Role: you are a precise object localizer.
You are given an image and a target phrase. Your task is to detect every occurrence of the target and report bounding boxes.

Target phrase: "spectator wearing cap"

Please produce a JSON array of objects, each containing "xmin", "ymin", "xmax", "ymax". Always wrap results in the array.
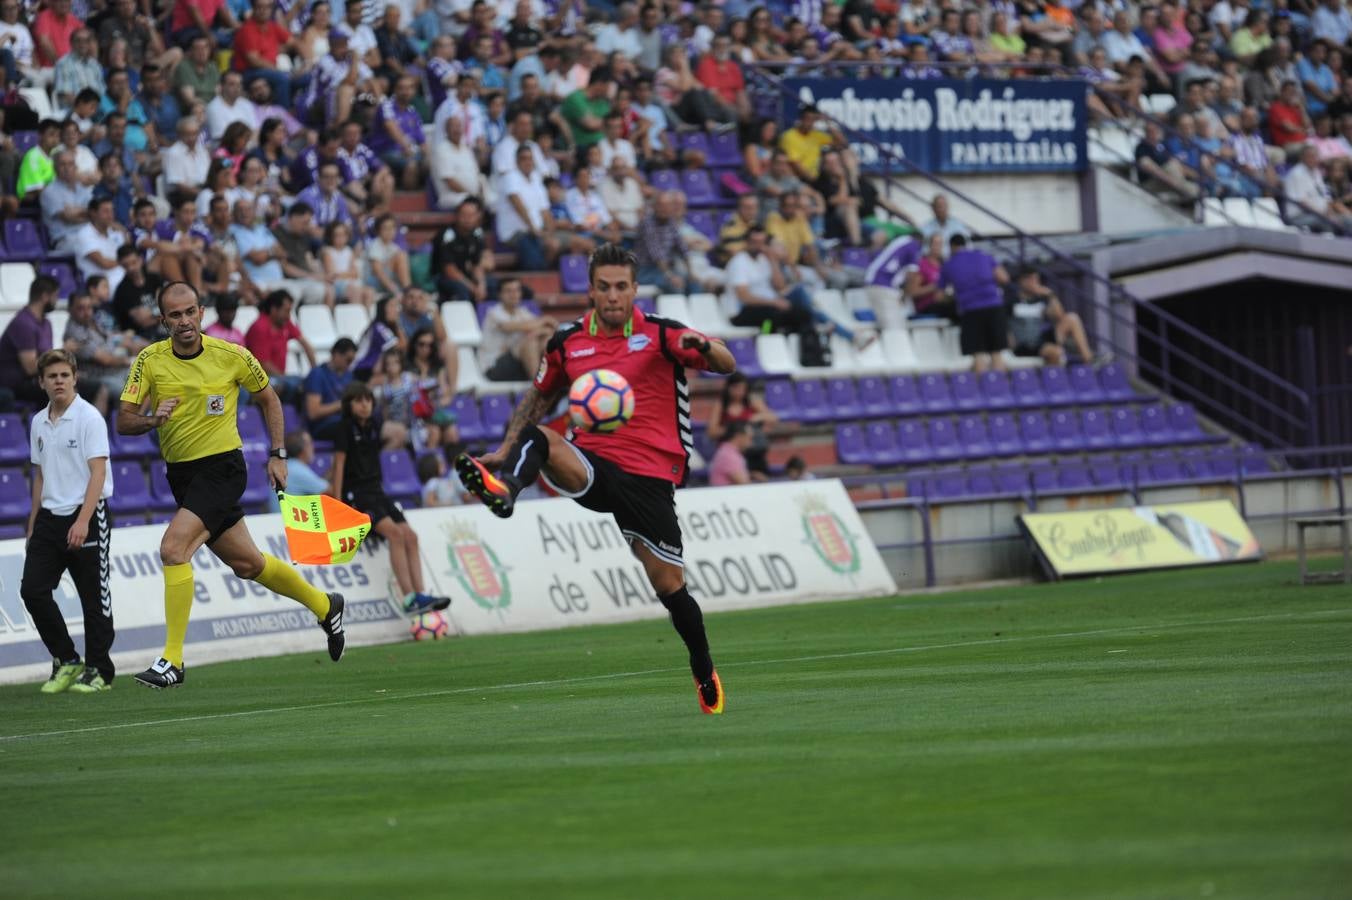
[
  {"xmin": 203, "ymin": 293, "xmax": 245, "ymax": 344},
  {"xmin": 368, "ymin": 74, "xmax": 428, "ymax": 191}
]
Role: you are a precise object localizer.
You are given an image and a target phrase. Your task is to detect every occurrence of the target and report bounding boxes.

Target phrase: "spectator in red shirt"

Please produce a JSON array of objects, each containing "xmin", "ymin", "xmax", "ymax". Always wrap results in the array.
[
  {"xmin": 233, "ymin": 0, "xmax": 296, "ymax": 108},
  {"xmin": 32, "ymin": 0, "xmax": 82, "ymax": 69},
  {"xmin": 244, "ymin": 289, "xmax": 316, "ymax": 401},
  {"xmin": 169, "ymin": 0, "xmax": 238, "ymax": 47},
  {"xmin": 1268, "ymin": 79, "xmax": 1312, "ymax": 149},
  {"xmin": 695, "ymin": 34, "xmax": 750, "ymax": 122}
]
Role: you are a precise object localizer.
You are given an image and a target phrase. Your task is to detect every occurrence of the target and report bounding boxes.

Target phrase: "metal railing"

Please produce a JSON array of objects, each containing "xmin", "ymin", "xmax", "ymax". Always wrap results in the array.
[{"xmin": 744, "ymin": 65, "xmax": 1316, "ymax": 449}]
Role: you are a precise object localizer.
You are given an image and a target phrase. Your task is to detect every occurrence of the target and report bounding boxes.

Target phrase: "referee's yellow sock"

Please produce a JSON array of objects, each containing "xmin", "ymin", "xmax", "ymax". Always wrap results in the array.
[
  {"xmin": 255, "ymin": 554, "xmax": 331, "ymax": 620},
  {"xmin": 162, "ymin": 563, "xmax": 194, "ymax": 668}
]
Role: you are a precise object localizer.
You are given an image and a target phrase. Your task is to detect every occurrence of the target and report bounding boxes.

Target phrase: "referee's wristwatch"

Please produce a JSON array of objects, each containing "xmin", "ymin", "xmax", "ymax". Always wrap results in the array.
[{"xmin": 269, "ymin": 448, "xmax": 288, "ymax": 460}]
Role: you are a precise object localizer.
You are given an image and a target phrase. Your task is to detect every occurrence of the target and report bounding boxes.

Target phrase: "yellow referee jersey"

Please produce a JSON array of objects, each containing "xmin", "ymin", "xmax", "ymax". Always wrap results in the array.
[{"xmin": 120, "ymin": 335, "xmax": 270, "ymax": 463}]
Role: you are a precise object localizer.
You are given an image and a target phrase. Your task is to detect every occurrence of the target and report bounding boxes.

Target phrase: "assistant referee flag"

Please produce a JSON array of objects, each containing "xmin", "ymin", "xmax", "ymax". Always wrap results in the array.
[{"xmin": 279, "ymin": 493, "xmax": 371, "ymax": 565}]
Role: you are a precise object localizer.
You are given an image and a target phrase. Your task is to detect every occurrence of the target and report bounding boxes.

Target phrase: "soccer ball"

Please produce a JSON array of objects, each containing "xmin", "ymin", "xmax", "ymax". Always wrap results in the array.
[
  {"xmin": 569, "ymin": 368, "xmax": 635, "ymax": 433},
  {"xmin": 410, "ymin": 611, "xmax": 450, "ymax": 641}
]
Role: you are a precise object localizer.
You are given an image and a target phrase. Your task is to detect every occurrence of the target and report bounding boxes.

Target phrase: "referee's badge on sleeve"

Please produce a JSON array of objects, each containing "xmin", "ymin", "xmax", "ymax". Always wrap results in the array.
[{"xmin": 207, "ymin": 395, "xmax": 226, "ymax": 415}]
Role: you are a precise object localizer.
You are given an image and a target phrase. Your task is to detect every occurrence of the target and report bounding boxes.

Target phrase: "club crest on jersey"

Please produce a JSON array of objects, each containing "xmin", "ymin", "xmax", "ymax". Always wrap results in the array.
[
  {"xmin": 535, "ymin": 356, "xmax": 548, "ymax": 382},
  {"xmin": 568, "ymin": 347, "xmax": 596, "ymax": 359},
  {"xmin": 206, "ymin": 394, "xmax": 226, "ymax": 415},
  {"xmin": 627, "ymin": 334, "xmax": 651, "ymax": 352}
]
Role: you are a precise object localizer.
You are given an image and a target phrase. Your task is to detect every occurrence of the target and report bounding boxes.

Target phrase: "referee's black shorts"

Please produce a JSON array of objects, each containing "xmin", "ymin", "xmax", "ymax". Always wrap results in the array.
[
  {"xmin": 548, "ymin": 443, "xmax": 684, "ymax": 568},
  {"xmin": 345, "ymin": 489, "xmax": 406, "ymax": 527},
  {"xmin": 166, "ymin": 449, "xmax": 247, "ymax": 543}
]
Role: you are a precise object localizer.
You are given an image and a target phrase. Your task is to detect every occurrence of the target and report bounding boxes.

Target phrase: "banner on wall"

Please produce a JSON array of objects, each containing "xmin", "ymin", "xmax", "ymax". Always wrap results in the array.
[
  {"xmin": 782, "ymin": 77, "xmax": 1088, "ymax": 174},
  {"xmin": 0, "ymin": 480, "xmax": 895, "ymax": 685},
  {"xmin": 1018, "ymin": 500, "xmax": 1262, "ymax": 580}
]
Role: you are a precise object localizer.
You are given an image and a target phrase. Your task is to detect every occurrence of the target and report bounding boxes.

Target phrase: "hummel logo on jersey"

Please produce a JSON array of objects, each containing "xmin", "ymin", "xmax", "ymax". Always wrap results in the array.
[
  {"xmin": 569, "ymin": 347, "xmax": 596, "ymax": 358},
  {"xmin": 67, "ymin": 439, "xmax": 78, "ymax": 448}
]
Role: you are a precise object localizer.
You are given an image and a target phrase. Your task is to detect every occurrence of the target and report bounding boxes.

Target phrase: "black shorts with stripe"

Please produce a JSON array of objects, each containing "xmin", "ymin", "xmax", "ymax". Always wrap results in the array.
[
  {"xmin": 165, "ymin": 449, "xmax": 247, "ymax": 544},
  {"xmin": 564, "ymin": 444, "xmax": 684, "ymax": 567}
]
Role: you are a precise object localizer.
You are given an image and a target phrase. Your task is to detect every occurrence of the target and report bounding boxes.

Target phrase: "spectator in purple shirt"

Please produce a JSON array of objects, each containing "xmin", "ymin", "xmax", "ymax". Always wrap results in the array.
[
  {"xmin": 288, "ymin": 128, "xmax": 346, "ymax": 193},
  {"xmin": 0, "ymin": 275, "xmax": 59, "ymax": 406},
  {"xmin": 295, "ymin": 161, "xmax": 354, "ymax": 238},
  {"xmin": 367, "ymin": 75, "xmax": 427, "ymax": 190},
  {"xmin": 151, "ymin": 192, "xmax": 213, "ymax": 294},
  {"xmin": 337, "ymin": 118, "xmax": 394, "ymax": 212},
  {"xmin": 938, "ymin": 234, "xmax": 1010, "ymax": 373},
  {"xmin": 424, "ymin": 36, "xmax": 461, "ymax": 114}
]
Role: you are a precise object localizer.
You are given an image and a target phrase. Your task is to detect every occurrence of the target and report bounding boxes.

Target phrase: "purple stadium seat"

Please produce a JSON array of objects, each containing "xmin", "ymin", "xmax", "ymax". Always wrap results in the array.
[
  {"xmin": 1030, "ymin": 465, "xmax": 1058, "ymax": 491},
  {"xmin": 1041, "ymin": 366, "xmax": 1075, "ymax": 405},
  {"xmin": 450, "ymin": 394, "xmax": 486, "ymax": 442},
  {"xmin": 237, "ymin": 405, "xmax": 269, "ymax": 453},
  {"xmin": 1010, "ymin": 369, "xmax": 1047, "ymax": 407},
  {"xmin": 978, "ymin": 371, "xmax": 1015, "ymax": 409},
  {"xmin": 0, "ymin": 468, "xmax": 28, "ymax": 521},
  {"xmin": 988, "ymin": 412, "xmax": 1023, "ymax": 456},
  {"xmin": 949, "ymin": 371, "xmax": 983, "ymax": 411},
  {"xmin": 795, "ymin": 380, "xmax": 832, "ymax": 423},
  {"xmin": 1057, "ymin": 464, "xmax": 1093, "ymax": 490},
  {"xmin": 1088, "ymin": 456, "xmax": 1125, "ymax": 489},
  {"xmin": 380, "ymin": 450, "xmax": 421, "ymax": 499},
  {"xmin": 763, "ymin": 379, "xmax": 800, "ymax": 420},
  {"xmin": 677, "ymin": 131, "xmax": 711, "ymax": 159},
  {"xmin": 865, "ymin": 421, "xmax": 904, "ymax": 466},
  {"xmin": 240, "ymin": 458, "xmax": 273, "ymax": 509},
  {"xmin": 1166, "ymin": 402, "xmax": 1214, "ymax": 443},
  {"xmin": 1099, "ymin": 362, "xmax": 1141, "ymax": 402},
  {"xmin": 895, "ymin": 419, "xmax": 930, "ymax": 464},
  {"xmin": 281, "ymin": 403, "xmax": 304, "ymax": 437},
  {"xmin": 835, "ymin": 424, "xmax": 868, "ymax": 465},
  {"xmin": 826, "ymin": 377, "xmax": 862, "ymax": 419},
  {"xmin": 888, "ymin": 375, "xmax": 924, "ymax": 416},
  {"xmin": 312, "ymin": 453, "xmax": 332, "ymax": 479},
  {"xmin": 1049, "ymin": 409, "xmax": 1084, "ymax": 453},
  {"xmin": 1145, "ymin": 451, "xmax": 1186, "ymax": 484},
  {"xmin": 994, "ymin": 465, "xmax": 1029, "ymax": 495},
  {"xmin": 1239, "ymin": 443, "xmax": 1272, "ymax": 474},
  {"xmin": 927, "ymin": 418, "xmax": 962, "ymax": 461},
  {"xmin": 967, "ymin": 468, "xmax": 998, "ymax": 495},
  {"xmin": 10, "ymin": 130, "xmax": 37, "ymax": 155},
  {"xmin": 1110, "ymin": 407, "xmax": 1146, "ymax": 448},
  {"xmin": 109, "ymin": 424, "xmax": 156, "ymax": 458},
  {"xmin": 956, "ymin": 414, "xmax": 993, "ymax": 459},
  {"xmin": 107, "ymin": 462, "xmax": 150, "ymax": 516},
  {"xmin": 1067, "ymin": 364, "xmax": 1106, "ymax": 404},
  {"xmin": 686, "ymin": 211, "xmax": 718, "ymax": 244},
  {"xmin": 38, "ymin": 261, "xmax": 79, "ymax": 297},
  {"xmin": 4, "ymin": 219, "xmax": 44, "ymax": 260},
  {"xmin": 857, "ymin": 376, "xmax": 892, "ymax": 417},
  {"xmin": 1139, "ymin": 404, "xmax": 1172, "ymax": 446},
  {"xmin": 1118, "ymin": 451, "xmax": 1146, "ymax": 485},
  {"xmin": 650, "ymin": 169, "xmax": 681, "ymax": 193},
  {"xmin": 480, "ymin": 395, "xmax": 513, "ymax": 438},
  {"xmin": 1179, "ymin": 447, "xmax": 1211, "ymax": 479},
  {"xmin": 708, "ymin": 131, "xmax": 742, "ymax": 168},
  {"xmin": 559, "ymin": 254, "xmax": 589, "ymax": 294},
  {"xmin": 0, "ymin": 414, "xmax": 26, "ymax": 465},
  {"xmin": 1018, "ymin": 411, "xmax": 1053, "ymax": 454},
  {"xmin": 917, "ymin": 373, "xmax": 954, "ymax": 413},
  {"xmin": 840, "ymin": 247, "xmax": 875, "ymax": 270},
  {"xmin": 923, "ymin": 469, "xmax": 967, "ymax": 500},
  {"xmin": 1207, "ymin": 448, "xmax": 1239, "ymax": 477},
  {"xmin": 727, "ymin": 338, "xmax": 763, "ymax": 378},
  {"xmin": 0, "ymin": 522, "xmax": 25, "ymax": 539},
  {"xmin": 1080, "ymin": 409, "xmax": 1114, "ymax": 450},
  {"xmin": 680, "ymin": 170, "xmax": 720, "ymax": 207},
  {"xmin": 147, "ymin": 461, "xmax": 179, "ymax": 510}
]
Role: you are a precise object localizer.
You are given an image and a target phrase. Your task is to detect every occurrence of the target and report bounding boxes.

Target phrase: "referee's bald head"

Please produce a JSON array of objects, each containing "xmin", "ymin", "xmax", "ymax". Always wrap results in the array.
[{"xmin": 157, "ymin": 280, "xmax": 201, "ymax": 314}]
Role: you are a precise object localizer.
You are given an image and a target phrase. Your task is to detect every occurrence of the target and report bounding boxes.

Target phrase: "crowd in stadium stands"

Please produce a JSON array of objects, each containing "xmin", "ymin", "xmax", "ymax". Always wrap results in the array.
[{"xmin": 0, "ymin": 0, "xmax": 1349, "ymax": 472}]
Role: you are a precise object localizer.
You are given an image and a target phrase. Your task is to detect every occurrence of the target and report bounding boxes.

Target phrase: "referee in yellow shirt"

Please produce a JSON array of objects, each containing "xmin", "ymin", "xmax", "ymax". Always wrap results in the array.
[{"xmin": 117, "ymin": 283, "xmax": 345, "ymax": 689}]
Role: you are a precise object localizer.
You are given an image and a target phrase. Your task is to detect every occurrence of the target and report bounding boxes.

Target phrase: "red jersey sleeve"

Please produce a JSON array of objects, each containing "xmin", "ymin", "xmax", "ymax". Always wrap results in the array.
[
  {"xmin": 663, "ymin": 325, "xmax": 713, "ymax": 370},
  {"xmin": 534, "ymin": 335, "xmax": 568, "ymax": 395}
]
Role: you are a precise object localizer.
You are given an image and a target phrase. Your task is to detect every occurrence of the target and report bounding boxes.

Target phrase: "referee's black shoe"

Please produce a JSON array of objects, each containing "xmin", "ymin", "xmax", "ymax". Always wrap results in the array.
[
  {"xmin": 134, "ymin": 657, "xmax": 185, "ymax": 690},
  {"xmin": 455, "ymin": 454, "xmax": 517, "ymax": 518},
  {"xmin": 319, "ymin": 593, "xmax": 346, "ymax": 662}
]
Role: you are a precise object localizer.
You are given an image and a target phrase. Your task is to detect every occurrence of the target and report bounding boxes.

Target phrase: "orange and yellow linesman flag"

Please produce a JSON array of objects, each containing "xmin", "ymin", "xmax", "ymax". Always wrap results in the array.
[{"xmin": 278, "ymin": 493, "xmax": 371, "ymax": 565}]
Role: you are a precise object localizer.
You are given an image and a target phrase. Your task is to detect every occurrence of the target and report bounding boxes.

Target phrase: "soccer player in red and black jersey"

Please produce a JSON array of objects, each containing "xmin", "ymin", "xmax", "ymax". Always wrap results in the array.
[{"xmin": 455, "ymin": 244, "xmax": 737, "ymax": 714}]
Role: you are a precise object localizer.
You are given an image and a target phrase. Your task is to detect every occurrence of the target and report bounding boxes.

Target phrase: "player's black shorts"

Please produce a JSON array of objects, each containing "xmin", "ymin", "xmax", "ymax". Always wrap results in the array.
[
  {"xmin": 346, "ymin": 489, "xmax": 406, "ymax": 526},
  {"xmin": 547, "ymin": 443, "xmax": 684, "ymax": 567},
  {"xmin": 959, "ymin": 305, "xmax": 1009, "ymax": 356},
  {"xmin": 166, "ymin": 449, "xmax": 247, "ymax": 544}
]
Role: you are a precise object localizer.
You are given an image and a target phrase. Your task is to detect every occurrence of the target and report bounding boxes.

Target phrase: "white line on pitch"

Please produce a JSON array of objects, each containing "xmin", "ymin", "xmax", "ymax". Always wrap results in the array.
[{"xmin": 1, "ymin": 607, "xmax": 1346, "ymax": 744}]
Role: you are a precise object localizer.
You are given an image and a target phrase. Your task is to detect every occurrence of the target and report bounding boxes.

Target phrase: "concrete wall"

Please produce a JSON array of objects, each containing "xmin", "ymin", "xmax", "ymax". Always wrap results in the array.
[
  {"xmin": 875, "ymin": 174, "xmax": 1082, "ymax": 235},
  {"xmin": 861, "ymin": 475, "xmax": 1352, "ymax": 587},
  {"xmin": 1089, "ymin": 167, "xmax": 1196, "ymax": 234}
]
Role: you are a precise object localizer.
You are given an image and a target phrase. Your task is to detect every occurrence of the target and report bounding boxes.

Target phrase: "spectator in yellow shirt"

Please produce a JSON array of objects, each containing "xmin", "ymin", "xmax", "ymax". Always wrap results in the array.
[
  {"xmin": 765, "ymin": 190, "xmax": 849, "ymax": 289},
  {"xmin": 779, "ymin": 105, "xmax": 843, "ymax": 182}
]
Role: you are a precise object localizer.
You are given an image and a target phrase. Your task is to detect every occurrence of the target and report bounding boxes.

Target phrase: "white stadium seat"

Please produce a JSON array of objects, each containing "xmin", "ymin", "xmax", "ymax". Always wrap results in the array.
[
  {"xmin": 755, "ymin": 333, "xmax": 799, "ymax": 377},
  {"xmin": 297, "ymin": 305, "xmax": 337, "ymax": 352},
  {"xmin": 656, "ymin": 293, "xmax": 692, "ymax": 323},
  {"xmin": 333, "ymin": 303, "xmax": 369, "ymax": 342},
  {"xmin": 881, "ymin": 328, "xmax": 922, "ymax": 373},
  {"xmin": 687, "ymin": 292, "xmax": 757, "ymax": 338},
  {"xmin": 19, "ymin": 87, "xmax": 52, "ymax": 120},
  {"xmin": 1201, "ymin": 198, "xmax": 1228, "ymax": 226},
  {"xmin": 0, "ymin": 263, "xmax": 35, "ymax": 309},
  {"xmin": 456, "ymin": 345, "xmax": 485, "ymax": 394},
  {"xmin": 1222, "ymin": 198, "xmax": 1257, "ymax": 227},
  {"xmin": 440, "ymin": 301, "xmax": 482, "ymax": 346},
  {"xmin": 912, "ymin": 325, "xmax": 965, "ymax": 372},
  {"xmin": 1250, "ymin": 197, "xmax": 1289, "ymax": 231},
  {"xmin": 233, "ymin": 306, "xmax": 259, "ymax": 335},
  {"xmin": 47, "ymin": 310, "xmax": 68, "ymax": 342}
]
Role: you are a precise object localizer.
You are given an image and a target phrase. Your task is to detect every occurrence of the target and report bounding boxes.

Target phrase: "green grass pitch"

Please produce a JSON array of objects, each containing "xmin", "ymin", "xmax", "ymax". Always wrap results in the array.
[{"xmin": 2, "ymin": 561, "xmax": 1350, "ymax": 899}]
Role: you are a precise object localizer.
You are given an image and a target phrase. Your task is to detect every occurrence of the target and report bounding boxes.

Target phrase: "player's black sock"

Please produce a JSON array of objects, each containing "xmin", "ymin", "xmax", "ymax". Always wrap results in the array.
[
  {"xmin": 501, "ymin": 424, "xmax": 550, "ymax": 492},
  {"xmin": 659, "ymin": 585, "xmax": 713, "ymax": 682}
]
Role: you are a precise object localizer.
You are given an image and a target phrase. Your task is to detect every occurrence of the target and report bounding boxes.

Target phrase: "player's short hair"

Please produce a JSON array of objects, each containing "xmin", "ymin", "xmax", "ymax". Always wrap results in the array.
[
  {"xmin": 37, "ymin": 348, "xmax": 77, "ymax": 376},
  {"xmin": 340, "ymin": 381, "xmax": 375, "ymax": 418},
  {"xmin": 587, "ymin": 243, "xmax": 637, "ymax": 285}
]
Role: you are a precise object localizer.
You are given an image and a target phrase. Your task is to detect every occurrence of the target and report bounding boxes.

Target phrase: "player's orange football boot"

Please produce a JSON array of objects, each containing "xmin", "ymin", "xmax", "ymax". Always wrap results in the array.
[
  {"xmin": 455, "ymin": 454, "xmax": 516, "ymax": 518},
  {"xmin": 695, "ymin": 670, "xmax": 724, "ymax": 715}
]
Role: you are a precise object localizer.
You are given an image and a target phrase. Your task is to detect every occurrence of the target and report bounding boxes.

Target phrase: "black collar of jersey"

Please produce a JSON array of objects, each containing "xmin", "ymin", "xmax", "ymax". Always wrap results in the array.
[{"xmin": 172, "ymin": 339, "xmax": 205, "ymax": 360}]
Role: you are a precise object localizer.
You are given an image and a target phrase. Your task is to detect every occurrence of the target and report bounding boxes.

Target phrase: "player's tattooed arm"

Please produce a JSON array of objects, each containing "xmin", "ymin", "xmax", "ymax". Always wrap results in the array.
[{"xmin": 482, "ymin": 384, "xmax": 563, "ymax": 468}]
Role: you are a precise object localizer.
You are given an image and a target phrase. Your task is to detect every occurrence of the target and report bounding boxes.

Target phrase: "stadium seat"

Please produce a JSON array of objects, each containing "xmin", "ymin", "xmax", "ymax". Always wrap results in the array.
[
  {"xmin": 917, "ymin": 372, "xmax": 954, "ymax": 413},
  {"xmin": 234, "ymin": 305, "xmax": 260, "ymax": 334},
  {"xmin": 1146, "ymin": 450, "xmax": 1187, "ymax": 484},
  {"xmin": 1041, "ymin": 366, "xmax": 1076, "ymax": 405},
  {"xmin": 835, "ymin": 423, "xmax": 867, "ymax": 465},
  {"xmin": 1088, "ymin": 456, "xmax": 1126, "ymax": 489},
  {"xmin": 479, "ymin": 394, "xmax": 513, "ymax": 439},
  {"xmin": 559, "ymin": 253, "xmax": 589, "ymax": 294},
  {"xmin": 966, "ymin": 468, "xmax": 998, "ymax": 496},
  {"xmin": 988, "ymin": 412, "xmax": 1023, "ymax": 456},
  {"xmin": 1139, "ymin": 404, "xmax": 1172, "ymax": 446},
  {"xmin": 1110, "ymin": 406, "xmax": 1146, "ymax": 448},
  {"xmin": 10, "ymin": 130, "xmax": 37, "ymax": 155},
  {"xmin": 895, "ymin": 419, "xmax": 930, "ymax": 464},
  {"xmin": 1200, "ymin": 197, "xmax": 1229, "ymax": 227},
  {"xmin": 334, "ymin": 303, "xmax": 370, "ymax": 341},
  {"xmin": 1166, "ymin": 402, "xmax": 1214, "ymax": 443},
  {"xmin": 237, "ymin": 405, "xmax": 269, "ymax": 453},
  {"xmin": 956, "ymin": 414, "xmax": 994, "ymax": 459},
  {"xmin": 866, "ymin": 421, "xmax": 905, "ymax": 466},
  {"xmin": 440, "ymin": 301, "xmax": 482, "ymax": 346},
  {"xmin": 948, "ymin": 371, "xmax": 983, "ymax": 410},
  {"xmin": 840, "ymin": 248, "xmax": 875, "ymax": 270},
  {"xmin": 146, "ymin": 461, "xmax": 179, "ymax": 510},
  {"xmin": 0, "ymin": 467, "xmax": 28, "ymax": 521},
  {"xmin": 311, "ymin": 453, "xmax": 332, "ymax": 479},
  {"xmin": 1099, "ymin": 362, "xmax": 1141, "ymax": 402},
  {"xmin": 688, "ymin": 292, "xmax": 756, "ymax": 338},
  {"xmin": 677, "ymin": 130, "xmax": 711, "ymax": 159},
  {"xmin": 656, "ymin": 293, "xmax": 691, "ymax": 323},
  {"xmin": 1068, "ymin": 364, "xmax": 1106, "ymax": 404},
  {"xmin": 725, "ymin": 337, "xmax": 762, "ymax": 377},
  {"xmin": 978, "ymin": 370, "xmax": 1016, "ymax": 409},
  {"xmin": 994, "ymin": 465, "xmax": 1030, "ymax": 495},
  {"xmin": 826, "ymin": 377, "xmax": 861, "ymax": 419},
  {"xmin": 2, "ymin": 221, "xmax": 43, "ymax": 262},
  {"xmin": 1049, "ymin": 409, "xmax": 1084, "ymax": 452},
  {"xmin": 1250, "ymin": 197, "xmax": 1288, "ymax": 231},
  {"xmin": 649, "ymin": 169, "xmax": 680, "ymax": 193},
  {"xmin": 37, "ymin": 261, "xmax": 78, "ymax": 299},
  {"xmin": 0, "ymin": 262, "xmax": 35, "ymax": 307},
  {"xmin": 755, "ymin": 333, "xmax": 799, "ymax": 377},
  {"xmin": 763, "ymin": 379, "xmax": 799, "ymax": 420},
  {"xmin": 920, "ymin": 469, "xmax": 966, "ymax": 500},
  {"xmin": 458, "ymin": 346, "xmax": 494, "ymax": 394},
  {"xmin": 1057, "ymin": 464, "xmax": 1093, "ymax": 491},
  {"xmin": 1080, "ymin": 409, "xmax": 1114, "ymax": 450},
  {"xmin": 47, "ymin": 310, "xmax": 68, "ymax": 341},
  {"xmin": 927, "ymin": 417, "xmax": 962, "ymax": 461},
  {"xmin": 886, "ymin": 374, "xmax": 924, "ymax": 416},
  {"xmin": 1222, "ymin": 198, "xmax": 1257, "ymax": 227},
  {"xmin": 1018, "ymin": 410, "xmax": 1053, "ymax": 454},
  {"xmin": 380, "ymin": 450, "xmax": 421, "ymax": 500},
  {"xmin": 856, "ymin": 376, "xmax": 891, "ymax": 417},
  {"xmin": 881, "ymin": 328, "xmax": 921, "ymax": 372},
  {"xmin": 1145, "ymin": 93, "xmax": 1177, "ymax": 116},
  {"xmin": 1178, "ymin": 447, "xmax": 1211, "ymax": 480},
  {"xmin": 686, "ymin": 211, "xmax": 718, "ymax": 244},
  {"xmin": 449, "ymin": 393, "xmax": 486, "ymax": 442},
  {"xmin": 680, "ymin": 170, "xmax": 721, "ymax": 207},
  {"xmin": 110, "ymin": 423, "xmax": 157, "ymax": 458},
  {"xmin": 795, "ymin": 380, "xmax": 832, "ymax": 424},
  {"xmin": 707, "ymin": 131, "xmax": 741, "ymax": 168},
  {"xmin": 1029, "ymin": 464, "xmax": 1058, "ymax": 491},
  {"xmin": 848, "ymin": 334, "xmax": 889, "ymax": 373},
  {"xmin": 1239, "ymin": 443, "xmax": 1272, "ymax": 474},
  {"xmin": 1010, "ymin": 368, "xmax": 1047, "ymax": 407},
  {"xmin": 911, "ymin": 327, "xmax": 959, "ymax": 371},
  {"xmin": 240, "ymin": 457, "xmax": 273, "ymax": 510},
  {"xmin": 281, "ymin": 403, "xmax": 304, "ymax": 437},
  {"xmin": 0, "ymin": 413, "xmax": 26, "ymax": 465},
  {"xmin": 297, "ymin": 305, "xmax": 337, "ymax": 353}
]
